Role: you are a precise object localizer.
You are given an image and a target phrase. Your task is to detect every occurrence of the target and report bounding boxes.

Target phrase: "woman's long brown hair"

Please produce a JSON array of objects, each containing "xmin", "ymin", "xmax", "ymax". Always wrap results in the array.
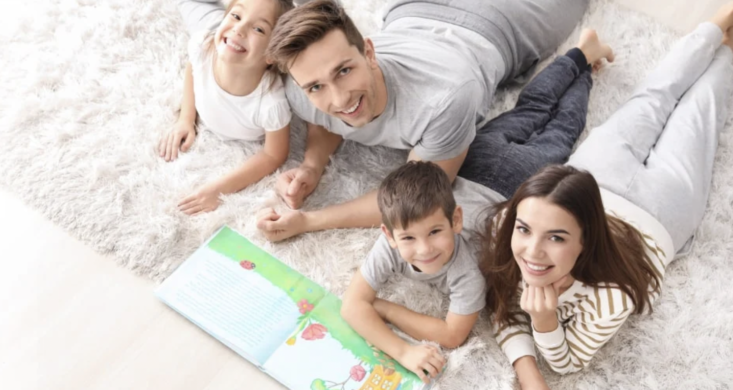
[{"xmin": 481, "ymin": 165, "xmax": 662, "ymax": 327}]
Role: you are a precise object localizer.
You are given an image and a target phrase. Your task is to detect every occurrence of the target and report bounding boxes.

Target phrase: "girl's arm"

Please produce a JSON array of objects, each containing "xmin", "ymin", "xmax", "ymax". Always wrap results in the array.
[
  {"xmin": 159, "ymin": 62, "xmax": 197, "ymax": 161},
  {"xmin": 213, "ymin": 124, "xmax": 290, "ymax": 194},
  {"xmin": 178, "ymin": 124, "xmax": 290, "ymax": 215},
  {"xmin": 178, "ymin": 62, "xmax": 197, "ymax": 126}
]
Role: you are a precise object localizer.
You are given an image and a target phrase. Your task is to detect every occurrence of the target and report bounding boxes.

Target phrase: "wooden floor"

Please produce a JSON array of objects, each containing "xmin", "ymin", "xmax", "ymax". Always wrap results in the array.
[{"xmin": 0, "ymin": 1, "xmax": 727, "ymax": 389}]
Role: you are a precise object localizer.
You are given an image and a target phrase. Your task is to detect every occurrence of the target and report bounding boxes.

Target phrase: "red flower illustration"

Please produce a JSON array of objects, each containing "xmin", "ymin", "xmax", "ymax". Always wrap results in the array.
[
  {"xmin": 297, "ymin": 299, "xmax": 314, "ymax": 314},
  {"xmin": 301, "ymin": 323, "xmax": 327, "ymax": 340},
  {"xmin": 350, "ymin": 365, "xmax": 366, "ymax": 381}
]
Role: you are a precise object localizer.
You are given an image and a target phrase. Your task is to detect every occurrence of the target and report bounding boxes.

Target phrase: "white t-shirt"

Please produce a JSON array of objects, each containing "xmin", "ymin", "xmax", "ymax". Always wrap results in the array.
[{"xmin": 188, "ymin": 30, "xmax": 292, "ymax": 141}]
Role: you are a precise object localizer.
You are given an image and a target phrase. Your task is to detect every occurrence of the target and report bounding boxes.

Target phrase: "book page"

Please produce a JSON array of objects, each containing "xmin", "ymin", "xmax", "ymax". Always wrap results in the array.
[
  {"xmin": 262, "ymin": 294, "xmax": 430, "ymax": 390},
  {"xmin": 156, "ymin": 227, "xmax": 325, "ymax": 365}
]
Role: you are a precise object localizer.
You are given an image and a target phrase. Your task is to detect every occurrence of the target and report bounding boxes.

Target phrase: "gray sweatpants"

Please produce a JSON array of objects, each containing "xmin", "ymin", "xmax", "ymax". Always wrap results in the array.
[
  {"xmin": 568, "ymin": 22, "xmax": 733, "ymax": 253},
  {"xmin": 177, "ymin": 0, "xmax": 224, "ymax": 35},
  {"xmin": 383, "ymin": 0, "xmax": 590, "ymax": 84}
]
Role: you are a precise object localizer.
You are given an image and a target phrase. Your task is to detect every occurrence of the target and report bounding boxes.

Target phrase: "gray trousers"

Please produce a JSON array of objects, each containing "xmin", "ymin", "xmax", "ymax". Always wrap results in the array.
[
  {"xmin": 177, "ymin": 0, "xmax": 224, "ymax": 35},
  {"xmin": 458, "ymin": 54, "xmax": 592, "ymax": 199},
  {"xmin": 383, "ymin": 0, "xmax": 590, "ymax": 84},
  {"xmin": 568, "ymin": 22, "xmax": 733, "ymax": 253}
]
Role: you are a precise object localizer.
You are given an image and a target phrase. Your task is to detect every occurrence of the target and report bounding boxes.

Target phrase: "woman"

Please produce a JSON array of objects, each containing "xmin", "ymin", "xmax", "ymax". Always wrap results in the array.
[{"xmin": 481, "ymin": 4, "xmax": 733, "ymax": 389}]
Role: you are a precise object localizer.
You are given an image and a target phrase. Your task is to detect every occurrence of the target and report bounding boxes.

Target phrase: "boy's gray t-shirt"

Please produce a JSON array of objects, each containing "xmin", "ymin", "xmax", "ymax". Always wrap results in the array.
[
  {"xmin": 284, "ymin": 18, "xmax": 505, "ymax": 162},
  {"xmin": 361, "ymin": 178, "xmax": 506, "ymax": 315}
]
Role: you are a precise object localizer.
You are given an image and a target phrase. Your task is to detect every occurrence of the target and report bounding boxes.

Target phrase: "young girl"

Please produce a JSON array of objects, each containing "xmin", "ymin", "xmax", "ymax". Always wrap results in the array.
[
  {"xmin": 481, "ymin": 5, "xmax": 733, "ymax": 389},
  {"xmin": 159, "ymin": 0, "xmax": 294, "ymax": 215}
]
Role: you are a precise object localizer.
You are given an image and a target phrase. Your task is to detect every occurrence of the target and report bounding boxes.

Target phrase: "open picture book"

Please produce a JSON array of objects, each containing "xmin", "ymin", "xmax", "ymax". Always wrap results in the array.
[{"xmin": 156, "ymin": 226, "xmax": 434, "ymax": 390}]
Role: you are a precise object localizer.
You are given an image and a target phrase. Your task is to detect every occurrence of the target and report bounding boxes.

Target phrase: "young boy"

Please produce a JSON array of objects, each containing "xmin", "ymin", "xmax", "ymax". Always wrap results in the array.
[{"xmin": 341, "ymin": 161, "xmax": 505, "ymax": 383}]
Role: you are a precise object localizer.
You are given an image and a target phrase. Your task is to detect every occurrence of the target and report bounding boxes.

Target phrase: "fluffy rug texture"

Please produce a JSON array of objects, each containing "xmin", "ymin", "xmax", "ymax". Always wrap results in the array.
[{"xmin": 1, "ymin": 0, "xmax": 732, "ymax": 388}]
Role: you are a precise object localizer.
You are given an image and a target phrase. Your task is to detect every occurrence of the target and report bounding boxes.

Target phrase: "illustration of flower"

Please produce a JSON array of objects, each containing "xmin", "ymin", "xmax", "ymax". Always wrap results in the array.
[
  {"xmin": 311, "ymin": 363, "xmax": 368, "ymax": 390},
  {"xmin": 302, "ymin": 323, "xmax": 328, "ymax": 340},
  {"xmin": 286, "ymin": 336, "xmax": 296, "ymax": 346},
  {"xmin": 349, "ymin": 365, "xmax": 366, "ymax": 381},
  {"xmin": 297, "ymin": 299, "xmax": 314, "ymax": 314}
]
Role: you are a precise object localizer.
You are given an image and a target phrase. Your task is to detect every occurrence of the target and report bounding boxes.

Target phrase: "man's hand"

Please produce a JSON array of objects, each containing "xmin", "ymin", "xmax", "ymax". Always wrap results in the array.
[
  {"xmin": 275, "ymin": 165, "xmax": 322, "ymax": 209},
  {"xmin": 159, "ymin": 120, "xmax": 196, "ymax": 162},
  {"xmin": 397, "ymin": 344, "xmax": 446, "ymax": 384},
  {"xmin": 520, "ymin": 276, "xmax": 568, "ymax": 333},
  {"xmin": 178, "ymin": 182, "xmax": 221, "ymax": 215},
  {"xmin": 256, "ymin": 207, "xmax": 309, "ymax": 242}
]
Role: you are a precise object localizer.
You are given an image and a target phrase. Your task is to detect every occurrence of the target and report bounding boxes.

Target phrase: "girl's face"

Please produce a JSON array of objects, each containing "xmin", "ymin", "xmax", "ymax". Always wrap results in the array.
[
  {"xmin": 214, "ymin": 0, "xmax": 280, "ymax": 67},
  {"xmin": 511, "ymin": 197, "xmax": 584, "ymax": 288}
]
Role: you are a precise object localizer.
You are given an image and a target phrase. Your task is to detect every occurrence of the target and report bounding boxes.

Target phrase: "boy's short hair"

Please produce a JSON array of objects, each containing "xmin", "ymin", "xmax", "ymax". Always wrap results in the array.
[
  {"xmin": 378, "ymin": 161, "xmax": 456, "ymax": 232},
  {"xmin": 266, "ymin": 0, "xmax": 365, "ymax": 73}
]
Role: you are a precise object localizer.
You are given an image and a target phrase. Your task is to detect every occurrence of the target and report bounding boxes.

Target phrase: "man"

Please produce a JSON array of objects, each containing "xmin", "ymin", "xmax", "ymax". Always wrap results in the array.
[{"xmin": 257, "ymin": 0, "xmax": 589, "ymax": 241}]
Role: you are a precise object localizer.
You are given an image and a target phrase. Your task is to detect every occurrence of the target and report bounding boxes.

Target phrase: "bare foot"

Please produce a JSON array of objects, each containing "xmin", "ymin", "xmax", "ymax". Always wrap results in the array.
[
  {"xmin": 711, "ymin": 2, "xmax": 733, "ymax": 32},
  {"xmin": 577, "ymin": 29, "xmax": 615, "ymax": 72}
]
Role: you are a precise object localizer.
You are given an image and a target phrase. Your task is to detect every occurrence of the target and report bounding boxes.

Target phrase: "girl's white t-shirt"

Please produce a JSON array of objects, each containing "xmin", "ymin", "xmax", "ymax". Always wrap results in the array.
[{"xmin": 188, "ymin": 30, "xmax": 292, "ymax": 141}]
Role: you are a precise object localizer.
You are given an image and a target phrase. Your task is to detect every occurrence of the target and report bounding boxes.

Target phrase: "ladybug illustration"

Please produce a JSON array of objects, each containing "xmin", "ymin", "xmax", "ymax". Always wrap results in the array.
[{"xmin": 240, "ymin": 260, "xmax": 256, "ymax": 270}]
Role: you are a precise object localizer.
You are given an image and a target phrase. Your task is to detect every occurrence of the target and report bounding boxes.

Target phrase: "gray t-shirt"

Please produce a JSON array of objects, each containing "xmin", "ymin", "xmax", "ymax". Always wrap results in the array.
[
  {"xmin": 285, "ymin": 18, "xmax": 505, "ymax": 161},
  {"xmin": 361, "ymin": 178, "xmax": 506, "ymax": 315}
]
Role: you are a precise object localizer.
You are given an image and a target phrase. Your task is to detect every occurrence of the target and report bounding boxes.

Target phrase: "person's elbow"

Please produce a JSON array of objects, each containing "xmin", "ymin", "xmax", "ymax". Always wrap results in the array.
[
  {"xmin": 340, "ymin": 298, "xmax": 360, "ymax": 326},
  {"xmin": 438, "ymin": 329, "xmax": 469, "ymax": 349},
  {"xmin": 270, "ymin": 145, "xmax": 289, "ymax": 168}
]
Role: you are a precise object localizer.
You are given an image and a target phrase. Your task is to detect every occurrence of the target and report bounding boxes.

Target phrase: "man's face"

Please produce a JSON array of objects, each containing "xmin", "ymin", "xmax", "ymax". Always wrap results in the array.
[{"xmin": 288, "ymin": 29, "xmax": 382, "ymax": 128}]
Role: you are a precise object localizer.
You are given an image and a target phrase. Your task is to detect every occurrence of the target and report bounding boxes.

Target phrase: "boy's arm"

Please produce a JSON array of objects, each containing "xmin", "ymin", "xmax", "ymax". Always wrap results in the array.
[
  {"xmin": 341, "ymin": 271, "xmax": 445, "ymax": 383},
  {"xmin": 373, "ymin": 299, "xmax": 479, "ymax": 349}
]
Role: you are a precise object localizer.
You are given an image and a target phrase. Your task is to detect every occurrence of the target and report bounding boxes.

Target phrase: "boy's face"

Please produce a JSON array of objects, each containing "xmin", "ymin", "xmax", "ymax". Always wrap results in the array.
[{"xmin": 382, "ymin": 206, "xmax": 463, "ymax": 274}]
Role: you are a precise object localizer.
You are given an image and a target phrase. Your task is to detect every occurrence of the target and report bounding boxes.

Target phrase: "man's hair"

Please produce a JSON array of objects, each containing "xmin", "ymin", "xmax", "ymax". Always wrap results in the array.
[
  {"xmin": 266, "ymin": 0, "xmax": 365, "ymax": 72},
  {"xmin": 378, "ymin": 161, "xmax": 456, "ymax": 232}
]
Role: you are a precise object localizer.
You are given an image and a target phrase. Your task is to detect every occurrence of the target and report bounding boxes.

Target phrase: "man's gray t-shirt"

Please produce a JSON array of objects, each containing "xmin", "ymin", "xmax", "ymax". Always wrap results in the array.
[
  {"xmin": 285, "ymin": 18, "xmax": 505, "ymax": 161},
  {"xmin": 360, "ymin": 178, "xmax": 506, "ymax": 315}
]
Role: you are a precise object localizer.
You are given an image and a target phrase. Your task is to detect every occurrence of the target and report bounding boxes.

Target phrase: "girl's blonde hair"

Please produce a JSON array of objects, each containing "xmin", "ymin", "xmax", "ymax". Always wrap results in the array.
[{"xmin": 200, "ymin": 0, "xmax": 295, "ymax": 90}]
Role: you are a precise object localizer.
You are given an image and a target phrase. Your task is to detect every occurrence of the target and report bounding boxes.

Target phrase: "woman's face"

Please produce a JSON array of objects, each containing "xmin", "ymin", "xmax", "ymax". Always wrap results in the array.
[{"xmin": 511, "ymin": 197, "xmax": 584, "ymax": 288}]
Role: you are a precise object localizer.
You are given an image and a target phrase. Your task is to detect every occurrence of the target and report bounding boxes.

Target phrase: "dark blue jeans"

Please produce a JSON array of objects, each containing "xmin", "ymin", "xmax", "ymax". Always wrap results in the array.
[{"xmin": 458, "ymin": 53, "xmax": 592, "ymax": 198}]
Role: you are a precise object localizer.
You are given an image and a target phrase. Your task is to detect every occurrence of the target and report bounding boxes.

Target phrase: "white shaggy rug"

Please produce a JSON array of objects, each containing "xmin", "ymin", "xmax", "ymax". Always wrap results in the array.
[{"xmin": 1, "ymin": 0, "xmax": 732, "ymax": 388}]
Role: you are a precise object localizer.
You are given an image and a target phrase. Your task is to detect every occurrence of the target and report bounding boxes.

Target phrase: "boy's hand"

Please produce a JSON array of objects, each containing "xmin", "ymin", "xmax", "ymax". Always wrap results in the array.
[
  {"xmin": 159, "ymin": 120, "xmax": 196, "ymax": 162},
  {"xmin": 275, "ymin": 165, "xmax": 321, "ymax": 209},
  {"xmin": 256, "ymin": 207, "xmax": 308, "ymax": 242},
  {"xmin": 397, "ymin": 344, "xmax": 446, "ymax": 384},
  {"xmin": 178, "ymin": 182, "xmax": 221, "ymax": 215}
]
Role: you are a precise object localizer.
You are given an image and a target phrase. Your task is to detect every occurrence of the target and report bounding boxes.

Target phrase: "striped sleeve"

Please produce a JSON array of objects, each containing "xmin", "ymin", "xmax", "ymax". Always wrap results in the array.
[
  {"xmin": 493, "ymin": 312, "xmax": 536, "ymax": 364},
  {"xmin": 533, "ymin": 286, "xmax": 634, "ymax": 374}
]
